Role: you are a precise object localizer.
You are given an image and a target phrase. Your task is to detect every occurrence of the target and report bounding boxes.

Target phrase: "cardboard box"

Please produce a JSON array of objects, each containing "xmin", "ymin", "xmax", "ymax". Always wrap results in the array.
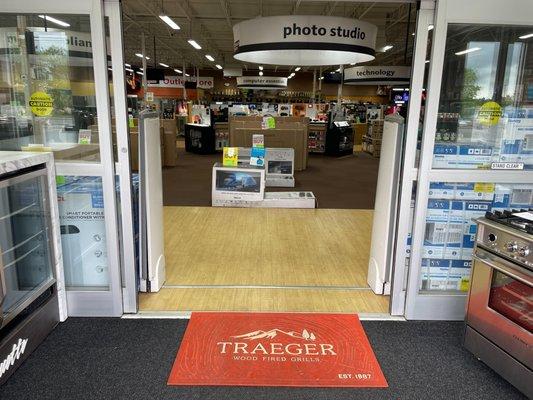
[
  {"xmin": 229, "ymin": 116, "xmax": 308, "ymax": 171},
  {"xmin": 213, "ymin": 191, "xmax": 316, "ymax": 208}
]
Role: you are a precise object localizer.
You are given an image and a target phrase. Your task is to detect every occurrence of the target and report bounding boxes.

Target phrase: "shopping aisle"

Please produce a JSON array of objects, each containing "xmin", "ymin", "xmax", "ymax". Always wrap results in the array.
[
  {"xmin": 0, "ymin": 318, "xmax": 523, "ymax": 400},
  {"xmin": 161, "ymin": 207, "xmax": 373, "ymax": 287}
]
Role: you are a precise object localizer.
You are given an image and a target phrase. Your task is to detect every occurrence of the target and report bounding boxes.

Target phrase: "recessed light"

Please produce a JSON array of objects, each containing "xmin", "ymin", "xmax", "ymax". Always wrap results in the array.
[
  {"xmin": 382, "ymin": 45, "xmax": 393, "ymax": 52},
  {"xmin": 428, "ymin": 25, "xmax": 434, "ymax": 31},
  {"xmin": 159, "ymin": 15, "xmax": 180, "ymax": 30},
  {"xmin": 159, "ymin": 63, "xmax": 170, "ymax": 68},
  {"xmin": 519, "ymin": 33, "xmax": 533, "ymax": 39},
  {"xmin": 215, "ymin": 64, "xmax": 223, "ymax": 70},
  {"xmin": 425, "ymin": 60, "xmax": 430, "ymax": 63},
  {"xmin": 294, "ymin": 67, "xmax": 301, "ymax": 72},
  {"xmin": 188, "ymin": 39, "xmax": 202, "ymax": 50},
  {"xmin": 135, "ymin": 53, "xmax": 150, "ymax": 60},
  {"xmin": 205, "ymin": 55, "xmax": 214, "ymax": 62},
  {"xmin": 455, "ymin": 47, "xmax": 481, "ymax": 55},
  {"xmin": 259, "ymin": 66, "xmax": 264, "ymax": 71},
  {"xmin": 38, "ymin": 15, "xmax": 70, "ymax": 27},
  {"xmin": 259, "ymin": 71, "xmax": 263, "ymax": 76}
]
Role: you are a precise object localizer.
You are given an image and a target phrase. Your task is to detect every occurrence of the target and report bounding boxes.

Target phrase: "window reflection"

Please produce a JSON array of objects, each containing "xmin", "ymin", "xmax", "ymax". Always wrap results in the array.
[
  {"xmin": 434, "ymin": 25, "xmax": 533, "ymax": 169},
  {"xmin": 0, "ymin": 14, "xmax": 107, "ymax": 162}
]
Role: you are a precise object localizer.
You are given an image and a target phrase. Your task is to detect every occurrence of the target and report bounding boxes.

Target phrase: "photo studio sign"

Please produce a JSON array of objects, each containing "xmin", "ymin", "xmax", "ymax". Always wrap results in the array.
[{"xmin": 233, "ymin": 15, "xmax": 377, "ymax": 66}]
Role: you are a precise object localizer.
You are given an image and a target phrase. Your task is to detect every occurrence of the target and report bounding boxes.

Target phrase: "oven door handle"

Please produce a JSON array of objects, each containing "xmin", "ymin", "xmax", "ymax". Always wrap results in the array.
[{"xmin": 473, "ymin": 248, "xmax": 532, "ymax": 287}]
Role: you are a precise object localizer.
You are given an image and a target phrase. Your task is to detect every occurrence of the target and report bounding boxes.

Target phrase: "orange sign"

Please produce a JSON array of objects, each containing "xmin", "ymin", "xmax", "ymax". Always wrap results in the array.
[{"xmin": 168, "ymin": 312, "xmax": 388, "ymax": 387}]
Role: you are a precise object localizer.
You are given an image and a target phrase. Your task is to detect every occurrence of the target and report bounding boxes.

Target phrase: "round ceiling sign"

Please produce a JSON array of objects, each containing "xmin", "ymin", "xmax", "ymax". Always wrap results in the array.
[{"xmin": 233, "ymin": 15, "xmax": 377, "ymax": 66}]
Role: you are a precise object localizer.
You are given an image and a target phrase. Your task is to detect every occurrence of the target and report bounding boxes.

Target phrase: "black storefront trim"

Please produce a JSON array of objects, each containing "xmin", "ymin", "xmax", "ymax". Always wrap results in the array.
[{"xmin": 235, "ymin": 42, "xmax": 375, "ymax": 57}]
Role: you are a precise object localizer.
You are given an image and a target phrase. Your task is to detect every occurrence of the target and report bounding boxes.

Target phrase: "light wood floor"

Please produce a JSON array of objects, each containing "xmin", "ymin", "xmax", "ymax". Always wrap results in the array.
[
  {"xmin": 163, "ymin": 206, "xmax": 373, "ymax": 287},
  {"xmin": 138, "ymin": 206, "xmax": 389, "ymax": 313},
  {"xmin": 139, "ymin": 287, "xmax": 389, "ymax": 313}
]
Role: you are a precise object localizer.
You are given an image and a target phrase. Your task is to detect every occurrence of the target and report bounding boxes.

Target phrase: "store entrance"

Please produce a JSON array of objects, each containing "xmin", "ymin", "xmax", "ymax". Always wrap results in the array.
[{"xmin": 122, "ymin": 0, "xmax": 420, "ymax": 315}]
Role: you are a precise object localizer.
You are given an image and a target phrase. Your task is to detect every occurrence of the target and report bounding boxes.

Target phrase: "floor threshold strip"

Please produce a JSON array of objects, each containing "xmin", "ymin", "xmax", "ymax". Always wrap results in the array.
[
  {"xmin": 161, "ymin": 284, "xmax": 375, "ymax": 291},
  {"xmin": 124, "ymin": 311, "xmax": 405, "ymax": 321}
]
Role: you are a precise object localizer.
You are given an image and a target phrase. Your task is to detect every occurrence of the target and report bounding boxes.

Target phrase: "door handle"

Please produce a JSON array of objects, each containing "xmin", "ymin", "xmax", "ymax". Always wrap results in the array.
[{"xmin": 473, "ymin": 251, "xmax": 532, "ymax": 287}]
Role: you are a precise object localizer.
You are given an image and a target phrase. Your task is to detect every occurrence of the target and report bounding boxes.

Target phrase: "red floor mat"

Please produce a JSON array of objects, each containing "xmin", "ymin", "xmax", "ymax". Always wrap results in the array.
[{"xmin": 168, "ymin": 312, "xmax": 388, "ymax": 387}]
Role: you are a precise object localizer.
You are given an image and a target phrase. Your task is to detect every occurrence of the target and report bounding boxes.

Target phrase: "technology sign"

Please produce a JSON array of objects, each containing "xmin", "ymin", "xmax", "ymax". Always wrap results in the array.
[{"xmin": 344, "ymin": 66, "xmax": 411, "ymax": 85}]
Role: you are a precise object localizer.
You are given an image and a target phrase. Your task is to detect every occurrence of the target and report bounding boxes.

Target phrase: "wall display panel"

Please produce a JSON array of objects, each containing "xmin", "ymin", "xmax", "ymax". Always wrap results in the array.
[{"xmin": 420, "ymin": 182, "xmax": 533, "ymax": 293}]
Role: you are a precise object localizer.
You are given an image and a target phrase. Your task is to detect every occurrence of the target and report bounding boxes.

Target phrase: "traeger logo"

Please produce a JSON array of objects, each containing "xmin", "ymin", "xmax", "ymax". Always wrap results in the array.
[
  {"xmin": 0, "ymin": 338, "xmax": 28, "ymax": 379},
  {"xmin": 217, "ymin": 328, "xmax": 336, "ymax": 363}
]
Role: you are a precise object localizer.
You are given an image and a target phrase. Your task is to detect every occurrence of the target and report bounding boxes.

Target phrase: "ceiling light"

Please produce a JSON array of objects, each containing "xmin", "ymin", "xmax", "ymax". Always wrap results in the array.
[
  {"xmin": 411, "ymin": 32, "xmax": 415, "ymax": 36},
  {"xmin": 174, "ymin": 68, "xmax": 182, "ymax": 74},
  {"xmin": 319, "ymin": 77, "xmax": 324, "ymax": 80},
  {"xmin": 159, "ymin": 15, "xmax": 180, "ymax": 30},
  {"xmin": 135, "ymin": 53, "xmax": 150, "ymax": 60},
  {"xmin": 159, "ymin": 63, "xmax": 169, "ymax": 68},
  {"xmin": 350, "ymin": 63, "xmax": 356, "ymax": 65},
  {"xmin": 519, "ymin": 33, "xmax": 533, "ymax": 39},
  {"xmin": 136, "ymin": 71, "xmax": 144, "ymax": 75},
  {"xmin": 294, "ymin": 67, "xmax": 301, "ymax": 72},
  {"xmin": 382, "ymin": 45, "xmax": 393, "ymax": 52},
  {"xmin": 259, "ymin": 71, "xmax": 263, "ymax": 76},
  {"xmin": 125, "ymin": 63, "xmax": 131, "ymax": 67},
  {"xmin": 215, "ymin": 64, "xmax": 223, "ymax": 70},
  {"xmin": 108, "ymin": 67, "xmax": 112, "ymax": 71},
  {"xmin": 205, "ymin": 54, "xmax": 215, "ymax": 62},
  {"xmin": 125, "ymin": 68, "xmax": 134, "ymax": 72},
  {"xmin": 259, "ymin": 66, "xmax": 263, "ymax": 71},
  {"xmin": 455, "ymin": 47, "xmax": 481, "ymax": 55},
  {"xmin": 335, "ymin": 68, "xmax": 341, "ymax": 72},
  {"xmin": 38, "ymin": 15, "xmax": 70, "ymax": 27},
  {"xmin": 185, "ymin": 73, "xmax": 190, "ymax": 77},
  {"xmin": 425, "ymin": 60, "xmax": 430, "ymax": 63},
  {"xmin": 188, "ymin": 39, "xmax": 202, "ymax": 50},
  {"xmin": 428, "ymin": 25, "xmax": 434, "ymax": 31}
]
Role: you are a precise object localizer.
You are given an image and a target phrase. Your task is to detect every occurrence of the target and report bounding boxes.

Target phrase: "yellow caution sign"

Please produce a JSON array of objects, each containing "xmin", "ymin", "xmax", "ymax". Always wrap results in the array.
[
  {"xmin": 477, "ymin": 101, "xmax": 502, "ymax": 126},
  {"xmin": 29, "ymin": 91, "xmax": 53, "ymax": 116}
]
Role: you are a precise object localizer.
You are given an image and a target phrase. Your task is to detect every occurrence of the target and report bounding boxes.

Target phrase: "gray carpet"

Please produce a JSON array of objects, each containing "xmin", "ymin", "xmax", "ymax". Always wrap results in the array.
[
  {"xmin": 0, "ymin": 319, "xmax": 525, "ymax": 399},
  {"xmin": 162, "ymin": 148, "xmax": 380, "ymax": 209}
]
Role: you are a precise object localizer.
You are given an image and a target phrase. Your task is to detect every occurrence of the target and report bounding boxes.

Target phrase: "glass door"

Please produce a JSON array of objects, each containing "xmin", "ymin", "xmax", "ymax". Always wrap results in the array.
[
  {"xmin": 404, "ymin": 0, "xmax": 533, "ymax": 320},
  {"xmin": 0, "ymin": 0, "xmax": 129, "ymax": 316}
]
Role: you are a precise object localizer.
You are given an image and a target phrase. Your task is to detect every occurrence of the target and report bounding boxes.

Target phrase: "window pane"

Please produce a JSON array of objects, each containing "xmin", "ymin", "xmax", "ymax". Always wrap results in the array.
[
  {"xmin": 0, "ymin": 14, "xmax": 102, "ymax": 162},
  {"xmin": 420, "ymin": 182, "xmax": 533, "ymax": 293},
  {"xmin": 57, "ymin": 176, "xmax": 109, "ymax": 290},
  {"xmin": 433, "ymin": 24, "xmax": 533, "ymax": 169}
]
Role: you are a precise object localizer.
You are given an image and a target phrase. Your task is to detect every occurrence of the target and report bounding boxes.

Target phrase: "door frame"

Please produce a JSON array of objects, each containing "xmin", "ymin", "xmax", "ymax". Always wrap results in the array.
[
  {"xmin": 403, "ymin": 0, "xmax": 533, "ymax": 320},
  {"xmin": 1, "ymin": 0, "xmax": 128, "ymax": 316}
]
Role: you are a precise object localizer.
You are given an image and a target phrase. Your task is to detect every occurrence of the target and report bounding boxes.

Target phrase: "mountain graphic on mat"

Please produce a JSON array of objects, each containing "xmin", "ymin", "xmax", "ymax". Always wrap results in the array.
[{"xmin": 231, "ymin": 328, "xmax": 316, "ymax": 341}]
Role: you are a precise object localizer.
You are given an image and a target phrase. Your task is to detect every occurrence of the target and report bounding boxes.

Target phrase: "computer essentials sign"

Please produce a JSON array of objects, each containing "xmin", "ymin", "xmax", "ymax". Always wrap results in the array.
[
  {"xmin": 233, "ymin": 15, "xmax": 377, "ymax": 66},
  {"xmin": 168, "ymin": 312, "xmax": 387, "ymax": 387}
]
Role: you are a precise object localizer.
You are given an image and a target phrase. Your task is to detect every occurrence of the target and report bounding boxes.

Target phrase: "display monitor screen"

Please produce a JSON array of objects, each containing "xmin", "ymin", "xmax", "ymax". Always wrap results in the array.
[
  {"xmin": 267, "ymin": 161, "xmax": 292, "ymax": 174},
  {"xmin": 216, "ymin": 170, "xmax": 262, "ymax": 192}
]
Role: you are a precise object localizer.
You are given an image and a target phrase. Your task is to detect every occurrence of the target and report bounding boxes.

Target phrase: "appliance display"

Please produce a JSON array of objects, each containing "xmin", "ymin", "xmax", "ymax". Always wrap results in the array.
[
  {"xmin": 464, "ymin": 210, "xmax": 532, "ymax": 398},
  {"xmin": 0, "ymin": 163, "xmax": 59, "ymax": 385},
  {"xmin": 212, "ymin": 163, "xmax": 265, "ymax": 204}
]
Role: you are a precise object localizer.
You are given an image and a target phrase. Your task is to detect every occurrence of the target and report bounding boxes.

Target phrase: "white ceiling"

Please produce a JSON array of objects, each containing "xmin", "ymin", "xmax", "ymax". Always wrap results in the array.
[{"xmin": 122, "ymin": 0, "xmax": 419, "ymax": 73}]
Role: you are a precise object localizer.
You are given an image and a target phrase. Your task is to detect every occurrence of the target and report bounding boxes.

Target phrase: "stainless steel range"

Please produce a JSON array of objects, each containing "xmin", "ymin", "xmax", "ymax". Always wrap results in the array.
[{"xmin": 465, "ymin": 210, "xmax": 532, "ymax": 398}]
